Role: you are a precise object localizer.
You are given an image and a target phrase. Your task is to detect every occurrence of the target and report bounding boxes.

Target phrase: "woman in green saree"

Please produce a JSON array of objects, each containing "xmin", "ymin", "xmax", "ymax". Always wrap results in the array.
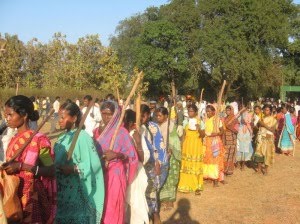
[{"xmin": 54, "ymin": 101, "xmax": 104, "ymax": 223}]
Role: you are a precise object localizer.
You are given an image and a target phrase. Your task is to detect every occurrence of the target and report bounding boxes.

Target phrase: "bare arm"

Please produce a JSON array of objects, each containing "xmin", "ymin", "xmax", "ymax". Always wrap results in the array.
[{"xmin": 133, "ymin": 130, "xmax": 144, "ymax": 163}]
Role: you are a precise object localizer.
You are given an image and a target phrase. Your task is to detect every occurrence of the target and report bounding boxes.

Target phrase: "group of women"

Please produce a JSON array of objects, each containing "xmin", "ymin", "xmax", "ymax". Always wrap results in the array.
[
  {"xmin": 222, "ymin": 103, "xmax": 298, "ymax": 176},
  {"xmin": 0, "ymin": 95, "xmax": 139, "ymax": 224},
  {"xmin": 0, "ymin": 94, "xmax": 299, "ymax": 224}
]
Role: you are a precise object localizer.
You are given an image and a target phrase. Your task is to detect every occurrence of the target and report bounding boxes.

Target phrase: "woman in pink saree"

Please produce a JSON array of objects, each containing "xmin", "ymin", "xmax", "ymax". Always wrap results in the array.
[
  {"xmin": 94, "ymin": 101, "xmax": 138, "ymax": 224},
  {"xmin": 3, "ymin": 95, "xmax": 56, "ymax": 224}
]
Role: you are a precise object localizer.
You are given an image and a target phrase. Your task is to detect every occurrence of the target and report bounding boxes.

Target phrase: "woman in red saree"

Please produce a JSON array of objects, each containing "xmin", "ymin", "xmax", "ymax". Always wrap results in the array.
[
  {"xmin": 223, "ymin": 105, "xmax": 238, "ymax": 175},
  {"xmin": 3, "ymin": 95, "xmax": 56, "ymax": 224},
  {"xmin": 93, "ymin": 100, "xmax": 138, "ymax": 224}
]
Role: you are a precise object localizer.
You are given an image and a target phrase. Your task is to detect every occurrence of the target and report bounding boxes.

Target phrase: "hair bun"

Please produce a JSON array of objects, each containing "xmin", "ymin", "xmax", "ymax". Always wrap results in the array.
[{"xmin": 29, "ymin": 110, "xmax": 39, "ymax": 121}]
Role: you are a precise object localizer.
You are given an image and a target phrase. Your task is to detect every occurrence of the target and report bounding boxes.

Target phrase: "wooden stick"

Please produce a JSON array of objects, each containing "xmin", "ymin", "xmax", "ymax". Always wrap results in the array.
[
  {"xmin": 15, "ymin": 76, "xmax": 20, "ymax": 96},
  {"xmin": 109, "ymin": 71, "xmax": 144, "ymax": 150},
  {"xmin": 116, "ymin": 85, "xmax": 120, "ymax": 105},
  {"xmin": 67, "ymin": 99, "xmax": 95, "ymax": 160},
  {"xmin": 4, "ymin": 109, "xmax": 55, "ymax": 165},
  {"xmin": 135, "ymin": 92, "xmax": 142, "ymax": 132},
  {"xmin": 199, "ymin": 88, "xmax": 204, "ymax": 103},
  {"xmin": 214, "ymin": 80, "xmax": 226, "ymax": 133}
]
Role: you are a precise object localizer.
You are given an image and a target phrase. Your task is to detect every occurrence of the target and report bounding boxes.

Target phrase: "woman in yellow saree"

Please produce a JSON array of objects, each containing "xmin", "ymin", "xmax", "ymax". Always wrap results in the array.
[
  {"xmin": 254, "ymin": 105, "xmax": 277, "ymax": 175},
  {"xmin": 178, "ymin": 104, "xmax": 205, "ymax": 195}
]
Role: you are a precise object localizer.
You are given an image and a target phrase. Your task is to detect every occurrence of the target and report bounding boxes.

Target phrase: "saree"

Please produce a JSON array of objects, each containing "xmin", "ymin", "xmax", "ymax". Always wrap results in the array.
[
  {"xmin": 223, "ymin": 114, "xmax": 238, "ymax": 175},
  {"xmin": 275, "ymin": 112, "xmax": 285, "ymax": 152},
  {"xmin": 126, "ymin": 130, "xmax": 150, "ymax": 224},
  {"xmin": 6, "ymin": 130, "xmax": 56, "ymax": 224},
  {"xmin": 254, "ymin": 116, "xmax": 277, "ymax": 166},
  {"xmin": 253, "ymin": 112, "xmax": 263, "ymax": 143},
  {"xmin": 141, "ymin": 121, "xmax": 168, "ymax": 215},
  {"xmin": 203, "ymin": 116, "xmax": 225, "ymax": 181},
  {"xmin": 178, "ymin": 118, "xmax": 203, "ymax": 192},
  {"xmin": 160, "ymin": 121, "xmax": 181, "ymax": 201},
  {"xmin": 278, "ymin": 113, "xmax": 295, "ymax": 153},
  {"xmin": 296, "ymin": 114, "xmax": 300, "ymax": 140},
  {"xmin": 94, "ymin": 102, "xmax": 138, "ymax": 224},
  {"xmin": 236, "ymin": 112, "xmax": 253, "ymax": 162},
  {"xmin": 54, "ymin": 130, "xmax": 104, "ymax": 223}
]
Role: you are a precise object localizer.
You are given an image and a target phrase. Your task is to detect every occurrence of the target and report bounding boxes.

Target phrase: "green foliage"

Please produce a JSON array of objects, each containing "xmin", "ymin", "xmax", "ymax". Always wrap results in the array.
[
  {"xmin": 0, "ymin": 32, "xmax": 127, "ymax": 95},
  {"xmin": 136, "ymin": 20, "xmax": 188, "ymax": 95},
  {"xmin": 111, "ymin": 0, "xmax": 300, "ymax": 100},
  {"xmin": 0, "ymin": 33, "xmax": 26, "ymax": 88}
]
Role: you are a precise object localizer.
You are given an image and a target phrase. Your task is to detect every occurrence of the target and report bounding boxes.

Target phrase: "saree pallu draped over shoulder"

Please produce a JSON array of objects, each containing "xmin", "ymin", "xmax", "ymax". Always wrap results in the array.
[
  {"xmin": 6, "ymin": 130, "xmax": 56, "ymax": 224},
  {"xmin": 94, "ymin": 102, "xmax": 138, "ymax": 224}
]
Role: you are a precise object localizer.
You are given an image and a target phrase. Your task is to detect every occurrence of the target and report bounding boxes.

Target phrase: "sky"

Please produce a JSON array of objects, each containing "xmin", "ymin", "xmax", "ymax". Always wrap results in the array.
[
  {"xmin": 0, "ymin": 0, "xmax": 299, "ymax": 46},
  {"xmin": 0, "ymin": 0, "xmax": 168, "ymax": 46}
]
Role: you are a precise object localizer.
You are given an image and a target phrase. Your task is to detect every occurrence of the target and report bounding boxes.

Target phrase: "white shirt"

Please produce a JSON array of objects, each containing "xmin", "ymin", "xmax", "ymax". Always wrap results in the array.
[
  {"xmin": 42, "ymin": 99, "xmax": 47, "ymax": 109},
  {"xmin": 230, "ymin": 101, "xmax": 239, "ymax": 115},
  {"xmin": 163, "ymin": 101, "xmax": 168, "ymax": 108},
  {"xmin": 82, "ymin": 106, "xmax": 102, "ymax": 137},
  {"xmin": 53, "ymin": 100, "xmax": 60, "ymax": 113}
]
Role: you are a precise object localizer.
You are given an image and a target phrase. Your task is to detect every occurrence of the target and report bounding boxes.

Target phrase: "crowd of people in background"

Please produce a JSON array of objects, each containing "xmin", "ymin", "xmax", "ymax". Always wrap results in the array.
[{"xmin": 0, "ymin": 93, "xmax": 299, "ymax": 224}]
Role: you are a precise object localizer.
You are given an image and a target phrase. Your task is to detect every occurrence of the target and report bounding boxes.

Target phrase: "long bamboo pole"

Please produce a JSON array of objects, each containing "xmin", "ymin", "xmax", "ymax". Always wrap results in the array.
[
  {"xmin": 199, "ymin": 88, "xmax": 204, "ymax": 103},
  {"xmin": 135, "ymin": 92, "xmax": 142, "ymax": 132},
  {"xmin": 214, "ymin": 80, "xmax": 226, "ymax": 133},
  {"xmin": 109, "ymin": 71, "xmax": 143, "ymax": 150},
  {"xmin": 67, "ymin": 99, "xmax": 95, "ymax": 160}
]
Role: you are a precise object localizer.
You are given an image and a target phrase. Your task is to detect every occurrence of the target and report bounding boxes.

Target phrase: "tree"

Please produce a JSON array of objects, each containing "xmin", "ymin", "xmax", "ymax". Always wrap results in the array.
[
  {"xmin": 42, "ymin": 32, "xmax": 69, "ymax": 88},
  {"xmin": 24, "ymin": 38, "xmax": 46, "ymax": 88},
  {"xmin": 98, "ymin": 47, "xmax": 127, "ymax": 97},
  {"xmin": 0, "ymin": 33, "xmax": 25, "ymax": 88},
  {"xmin": 196, "ymin": 0, "xmax": 297, "ymax": 99},
  {"xmin": 136, "ymin": 20, "xmax": 188, "ymax": 96}
]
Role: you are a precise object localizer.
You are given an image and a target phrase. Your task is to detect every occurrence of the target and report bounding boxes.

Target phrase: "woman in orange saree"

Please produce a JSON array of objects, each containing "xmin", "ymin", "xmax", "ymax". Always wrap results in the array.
[{"xmin": 203, "ymin": 105, "xmax": 225, "ymax": 187}]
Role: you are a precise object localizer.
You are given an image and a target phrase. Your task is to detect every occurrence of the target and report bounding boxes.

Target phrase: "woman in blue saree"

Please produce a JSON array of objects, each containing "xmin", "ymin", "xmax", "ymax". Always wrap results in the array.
[{"xmin": 278, "ymin": 104, "xmax": 296, "ymax": 156}]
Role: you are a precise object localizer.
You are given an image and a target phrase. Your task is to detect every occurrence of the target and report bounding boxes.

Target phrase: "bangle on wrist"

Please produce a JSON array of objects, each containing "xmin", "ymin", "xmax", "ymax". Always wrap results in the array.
[{"xmin": 35, "ymin": 166, "xmax": 39, "ymax": 176}]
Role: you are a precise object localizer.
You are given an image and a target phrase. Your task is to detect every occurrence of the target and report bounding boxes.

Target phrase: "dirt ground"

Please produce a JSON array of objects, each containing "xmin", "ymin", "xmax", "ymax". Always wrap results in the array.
[
  {"xmin": 42, "ymin": 122, "xmax": 300, "ymax": 224},
  {"xmin": 160, "ymin": 142, "xmax": 300, "ymax": 224}
]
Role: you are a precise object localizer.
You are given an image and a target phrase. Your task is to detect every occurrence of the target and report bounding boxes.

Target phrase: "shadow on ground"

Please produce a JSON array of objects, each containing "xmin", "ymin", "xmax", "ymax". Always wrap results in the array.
[{"xmin": 163, "ymin": 198, "xmax": 200, "ymax": 224}]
